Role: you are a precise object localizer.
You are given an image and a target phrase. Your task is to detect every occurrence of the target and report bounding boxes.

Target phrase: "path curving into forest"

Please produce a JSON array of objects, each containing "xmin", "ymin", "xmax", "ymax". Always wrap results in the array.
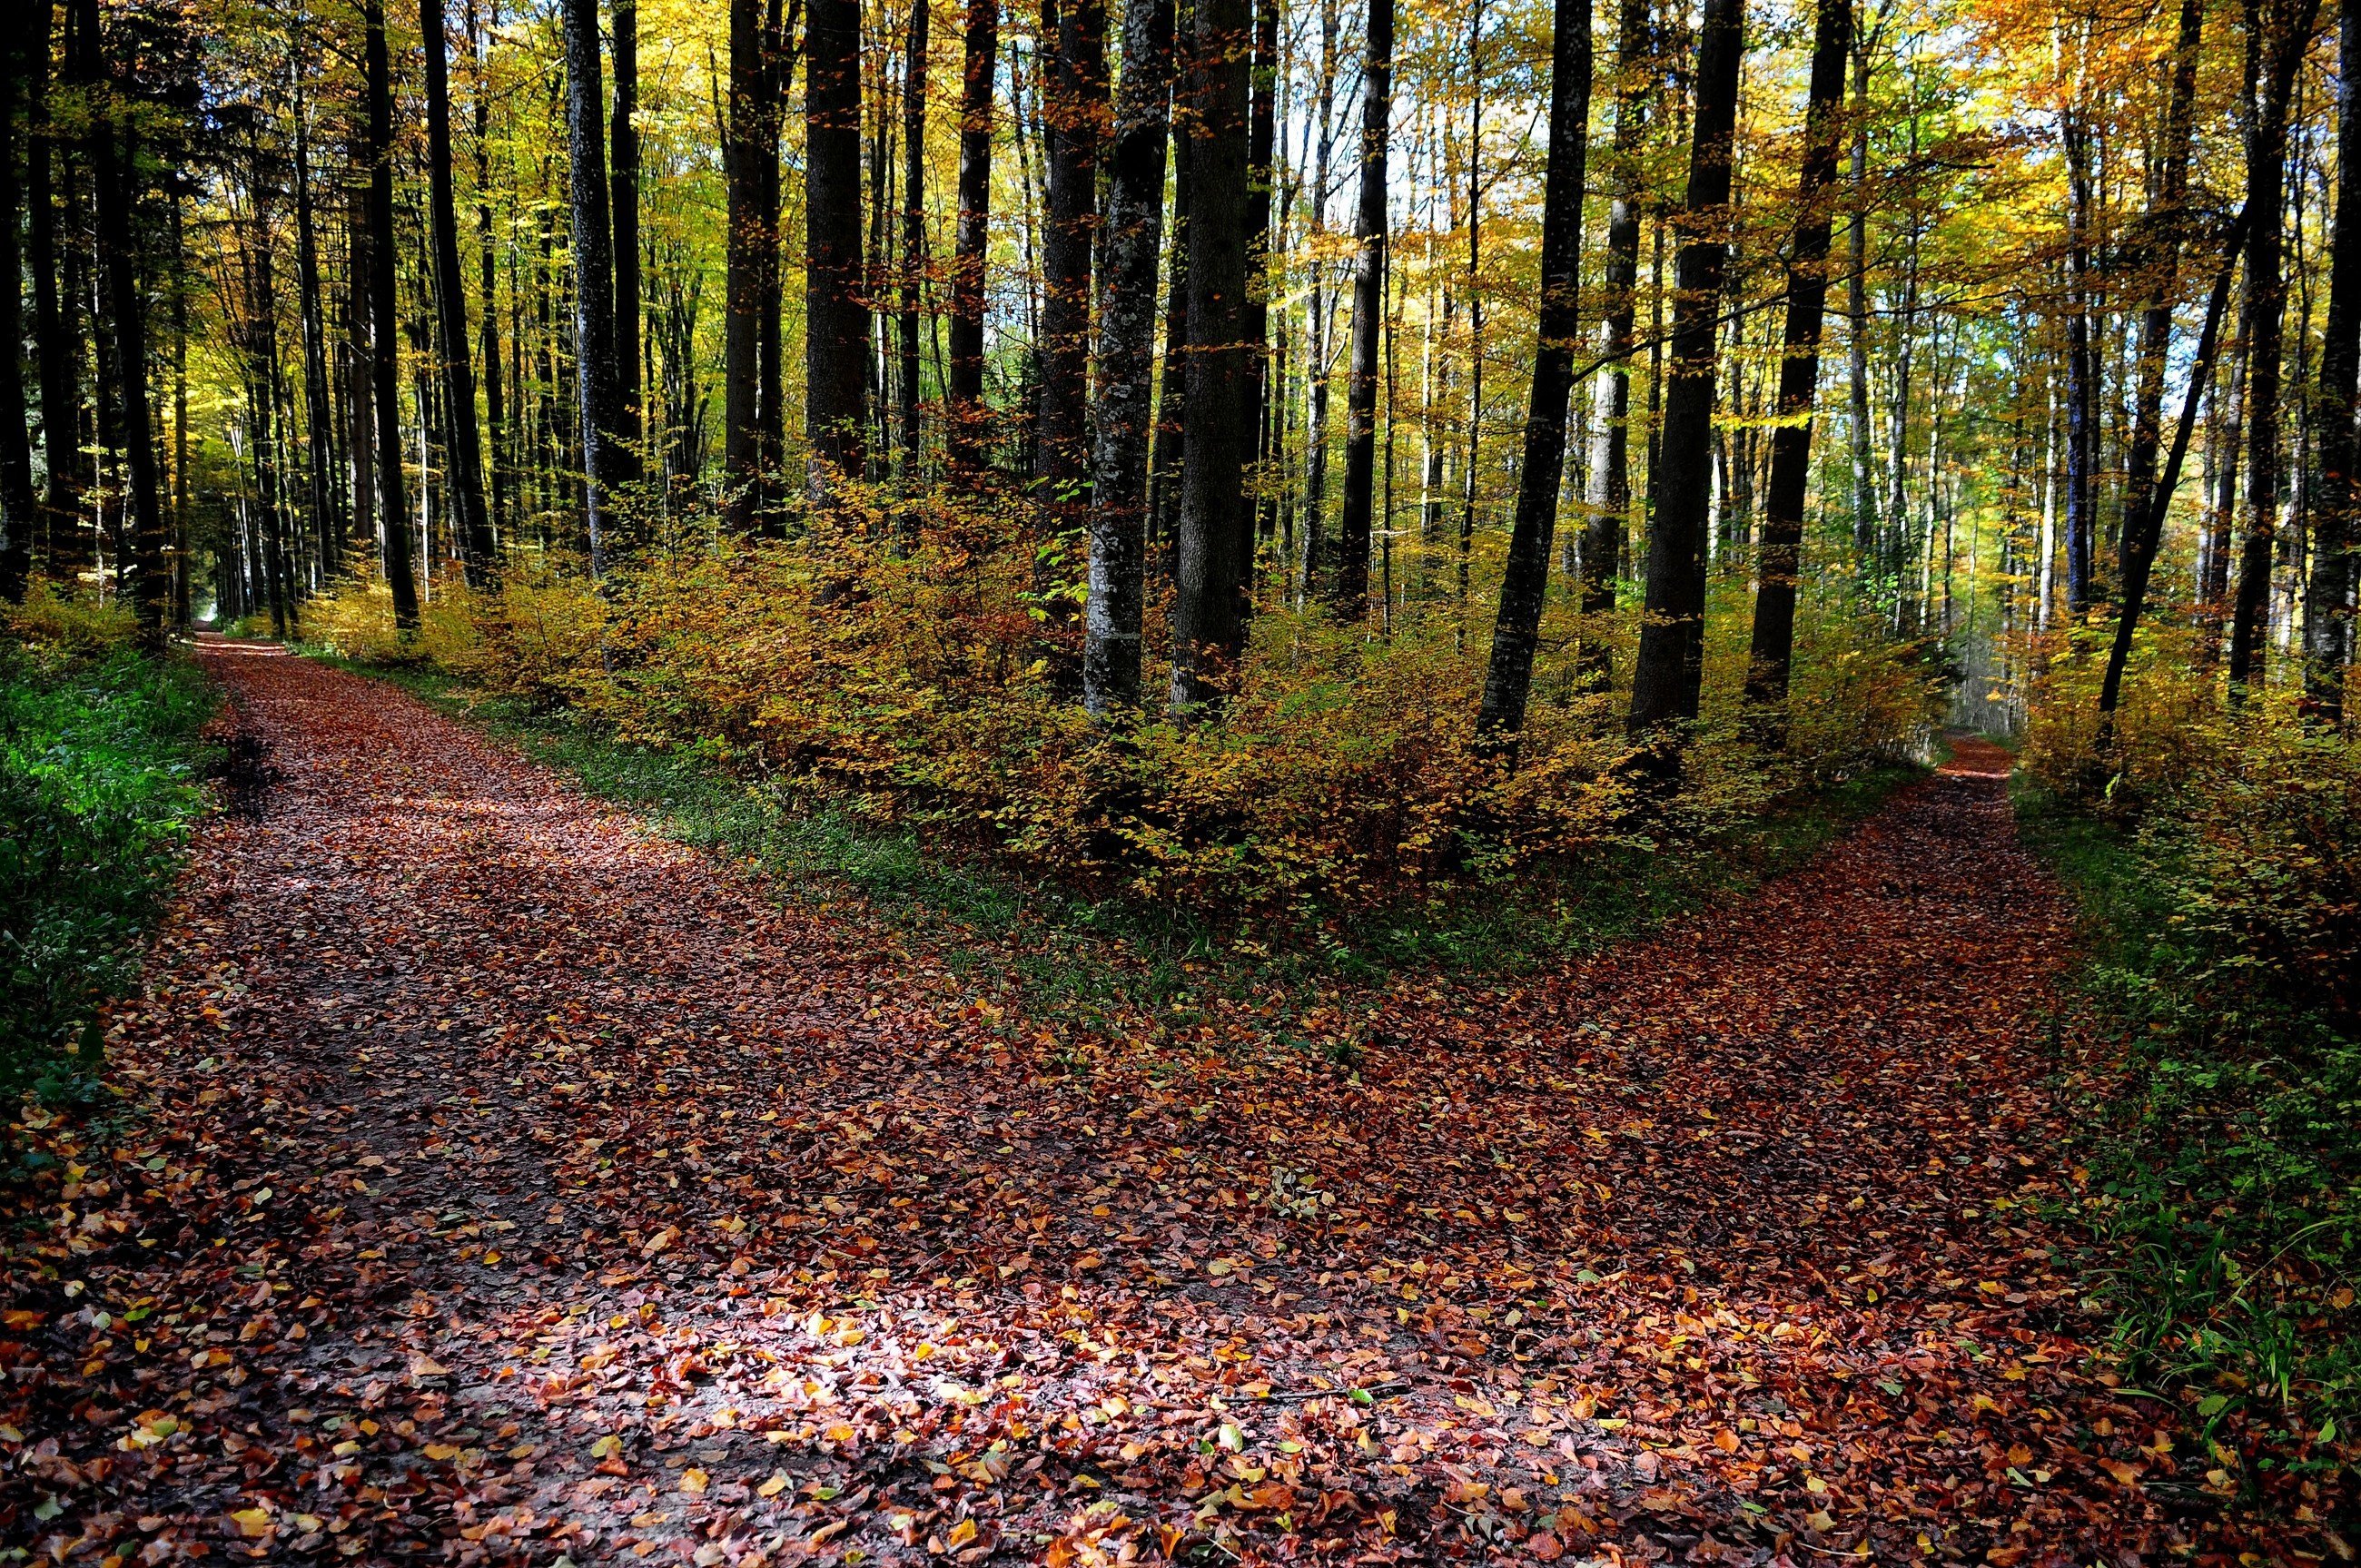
[{"xmin": 0, "ymin": 646, "xmax": 2302, "ymax": 1563}]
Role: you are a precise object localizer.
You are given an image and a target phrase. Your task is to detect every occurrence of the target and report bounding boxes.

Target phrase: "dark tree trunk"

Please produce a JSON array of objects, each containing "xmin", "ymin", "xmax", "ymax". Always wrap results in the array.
[
  {"xmin": 27, "ymin": 1, "xmax": 82, "ymax": 569},
  {"xmin": 1626, "ymin": 0, "xmax": 1742, "ymax": 739},
  {"xmin": 1035, "ymin": 0, "xmax": 1104, "ymax": 685},
  {"xmin": 2120, "ymin": 0, "xmax": 2205, "ymax": 593},
  {"xmin": 807, "ymin": 0, "xmax": 869, "ymax": 490},
  {"xmin": 612, "ymin": 0, "xmax": 642, "ymax": 480},
  {"xmin": 1240, "ymin": 0, "xmax": 1277, "ymax": 577},
  {"xmin": 470, "ymin": 0, "xmax": 507, "ymax": 547},
  {"xmin": 1148, "ymin": 100, "xmax": 1192, "ymax": 557},
  {"xmin": 2307, "ymin": 0, "xmax": 2361, "ymax": 719},
  {"xmin": 1578, "ymin": 0, "xmax": 1650, "ymax": 686},
  {"xmin": 1474, "ymin": 0, "xmax": 1588, "ymax": 741},
  {"xmin": 2229, "ymin": 0, "xmax": 2321, "ymax": 694},
  {"xmin": 898, "ymin": 0, "xmax": 930, "ymax": 477},
  {"xmin": 1846, "ymin": 22, "xmax": 1876, "ymax": 572},
  {"xmin": 363, "ymin": 0, "xmax": 420, "ymax": 625},
  {"xmin": 292, "ymin": 59, "xmax": 339, "ymax": 581},
  {"xmin": 0, "ymin": 24, "xmax": 35, "ymax": 601},
  {"xmin": 758, "ymin": 0, "xmax": 787, "ymax": 500},
  {"xmin": 723, "ymin": 0, "xmax": 780, "ymax": 528},
  {"xmin": 1331, "ymin": 0, "xmax": 1394, "ymax": 620},
  {"xmin": 561, "ymin": 0, "xmax": 621, "ymax": 571},
  {"xmin": 2062, "ymin": 108, "xmax": 2097, "ymax": 616},
  {"xmin": 346, "ymin": 176, "xmax": 378, "ymax": 563},
  {"xmin": 171, "ymin": 183, "xmax": 190, "ymax": 626},
  {"xmin": 945, "ymin": 0, "xmax": 998, "ymax": 473},
  {"xmin": 1167, "ymin": 0, "xmax": 1252, "ymax": 711},
  {"xmin": 1083, "ymin": 0, "xmax": 1175, "ymax": 715},
  {"xmin": 424, "ymin": 0, "xmax": 496, "ymax": 584},
  {"xmin": 1743, "ymin": 0, "xmax": 1851, "ymax": 713}
]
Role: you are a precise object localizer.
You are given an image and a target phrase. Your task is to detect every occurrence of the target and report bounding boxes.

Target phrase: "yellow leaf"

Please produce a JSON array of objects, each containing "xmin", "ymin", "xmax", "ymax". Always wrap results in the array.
[
  {"xmin": 1714, "ymin": 1429, "xmax": 1741, "ymax": 1455},
  {"xmin": 2098, "ymin": 1457, "xmax": 2143, "ymax": 1486},
  {"xmin": 1805, "ymin": 1509, "xmax": 1836, "ymax": 1533},
  {"xmin": 681, "ymin": 1466, "xmax": 708, "ymax": 1494},
  {"xmin": 231, "ymin": 1507, "xmax": 273, "ymax": 1539},
  {"xmin": 408, "ymin": 1354, "xmax": 450, "ymax": 1377},
  {"xmin": 590, "ymin": 1435, "xmax": 623, "ymax": 1458},
  {"xmin": 947, "ymin": 1518, "xmax": 978, "ymax": 1547},
  {"xmin": 758, "ymin": 1471, "xmax": 791, "ymax": 1498},
  {"xmin": 424, "ymin": 1444, "xmax": 462, "ymax": 1461}
]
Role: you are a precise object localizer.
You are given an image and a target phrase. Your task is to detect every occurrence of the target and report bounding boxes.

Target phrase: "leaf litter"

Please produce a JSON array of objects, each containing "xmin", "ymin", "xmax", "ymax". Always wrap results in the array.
[{"xmin": 0, "ymin": 647, "xmax": 2342, "ymax": 1565}]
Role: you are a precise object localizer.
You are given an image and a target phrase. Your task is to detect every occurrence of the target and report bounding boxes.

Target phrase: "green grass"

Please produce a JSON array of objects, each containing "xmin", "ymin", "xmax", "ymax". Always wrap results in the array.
[
  {"xmin": 2018, "ymin": 788, "xmax": 2359, "ymax": 1447},
  {"xmin": 1, "ymin": 642, "xmax": 218, "ymax": 1118},
  {"xmin": 316, "ymin": 655, "xmax": 1916, "ymax": 1058}
]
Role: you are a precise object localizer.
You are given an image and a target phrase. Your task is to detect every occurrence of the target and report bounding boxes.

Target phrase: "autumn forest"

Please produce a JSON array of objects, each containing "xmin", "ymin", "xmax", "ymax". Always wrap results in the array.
[{"xmin": 0, "ymin": 0, "xmax": 2357, "ymax": 1556}]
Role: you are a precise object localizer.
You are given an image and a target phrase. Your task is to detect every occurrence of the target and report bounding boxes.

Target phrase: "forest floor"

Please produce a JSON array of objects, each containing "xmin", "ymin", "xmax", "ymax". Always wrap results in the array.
[{"xmin": 1, "ymin": 638, "xmax": 2342, "ymax": 1566}]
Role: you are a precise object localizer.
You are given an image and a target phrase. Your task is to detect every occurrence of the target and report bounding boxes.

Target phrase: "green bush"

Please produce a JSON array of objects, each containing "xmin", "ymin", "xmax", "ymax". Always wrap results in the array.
[{"xmin": 0, "ymin": 635, "xmax": 216, "ymax": 1112}]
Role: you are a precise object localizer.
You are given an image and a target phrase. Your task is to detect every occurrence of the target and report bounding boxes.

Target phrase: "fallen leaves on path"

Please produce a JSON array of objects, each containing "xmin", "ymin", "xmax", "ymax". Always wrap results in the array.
[{"xmin": 1, "ymin": 653, "xmax": 2343, "ymax": 1564}]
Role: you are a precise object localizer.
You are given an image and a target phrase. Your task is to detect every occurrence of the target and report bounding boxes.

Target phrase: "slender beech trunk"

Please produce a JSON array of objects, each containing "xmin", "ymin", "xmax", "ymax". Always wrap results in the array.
[
  {"xmin": 1241, "ymin": 0, "xmax": 1278, "ymax": 576},
  {"xmin": 1037, "ymin": 0, "xmax": 1104, "ymax": 499},
  {"xmin": 1331, "ymin": 0, "xmax": 1394, "ymax": 620},
  {"xmin": 1744, "ymin": 0, "xmax": 1851, "ymax": 712},
  {"xmin": 291, "ymin": 55, "xmax": 339, "ymax": 582},
  {"xmin": 1456, "ymin": 2, "xmax": 1486, "ymax": 623},
  {"xmin": 346, "ymin": 177, "xmax": 378, "ymax": 561},
  {"xmin": 1579, "ymin": 0, "xmax": 1651, "ymax": 685},
  {"xmin": 1846, "ymin": 23, "xmax": 1876, "ymax": 569},
  {"xmin": 2120, "ymin": 0, "xmax": 2206, "ymax": 588},
  {"xmin": 0, "ymin": 25, "xmax": 35, "ymax": 600},
  {"xmin": 1167, "ymin": 0, "xmax": 1252, "ymax": 711},
  {"xmin": 945, "ymin": 0, "xmax": 998, "ymax": 473},
  {"xmin": 470, "ymin": 0, "xmax": 507, "ymax": 546},
  {"xmin": 898, "ymin": 0, "xmax": 930, "ymax": 477},
  {"xmin": 1627, "ymin": 0, "xmax": 1743, "ymax": 739},
  {"xmin": 1473, "ymin": 0, "xmax": 1588, "ymax": 742},
  {"xmin": 2307, "ymin": 0, "xmax": 2361, "ymax": 719},
  {"xmin": 171, "ymin": 185, "xmax": 190, "ymax": 624},
  {"xmin": 1149, "ymin": 93, "xmax": 1193, "ymax": 555},
  {"xmin": 423, "ymin": 0, "xmax": 496, "ymax": 584},
  {"xmin": 1299, "ymin": 0, "xmax": 1338, "ymax": 596},
  {"xmin": 2230, "ymin": 0, "xmax": 2322, "ymax": 694},
  {"xmin": 28, "ymin": 2, "xmax": 82, "ymax": 564},
  {"xmin": 1084, "ymin": 0, "xmax": 1176, "ymax": 715},
  {"xmin": 807, "ymin": 0, "xmax": 869, "ymax": 491},
  {"xmin": 2062, "ymin": 104, "xmax": 2097, "ymax": 616},
  {"xmin": 561, "ymin": 0, "xmax": 620, "ymax": 571},
  {"xmin": 363, "ymin": 0, "xmax": 420, "ymax": 625},
  {"xmin": 724, "ymin": 0, "xmax": 778, "ymax": 528},
  {"xmin": 83, "ymin": 8, "xmax": 163, "ymax": 644},
  {"xmin": 612, "ymin": 0, "xmax": 641, "ymax": 481}
]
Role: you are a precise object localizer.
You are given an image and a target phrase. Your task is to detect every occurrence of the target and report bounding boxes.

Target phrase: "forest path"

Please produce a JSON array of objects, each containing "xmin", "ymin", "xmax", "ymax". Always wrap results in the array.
[{"xmin": 4, "ymin": 647, "xmax": 2229, "ymax": 1564}]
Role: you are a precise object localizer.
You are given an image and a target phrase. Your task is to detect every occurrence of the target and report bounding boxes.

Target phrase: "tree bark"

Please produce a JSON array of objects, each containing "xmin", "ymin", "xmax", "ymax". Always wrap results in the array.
[
  {"xmin": 2306, "ymin": 0, "xmax": 2361, "ymax": 720},
  {"xmin": 807, "ymin": 0, "xmax": 869, "ymax": 491},
  {"xmin": 424, "ymin": 0, "xmax": 496, "ymax": 585},
  {"xmin": 612, "ymin": 0, "xmax": 642, "ymax": 482},
  {"xmin": 27, "ymin": 1, "xmax": 83, "ymax": 571},
  {"xmin": 291, "ymin": 48, "xmax": 340, "ymax": 583},
  {"xmin": 2061, "ymin": 104, "xmax": 2097, "ymax": 616},
  {"xmin": 1846, "ymin": 23, "xmax": 1876, "ymax": 574},
  {"xmin": 470, "ymin": 0, "xmax": 507, "ymax": 547},
  {"xmin": 724, "ymin": 0, "xmax": 779, "ymax": 528},
  {"xmin": 561, "ymin": 0, "xmax": 621, "ymax": 572},
  {"xmin": 346, "ymin": 175, "xmax": 378, "ymax": 565},
  {"xmin": 1084, "ymin": 0, "xmax": 1175, "ymax": 715},
  {"xmin": 898, "ymin": 0, "xmax": 931, "ymax": 477},
  {"xmin": 1240, "ymin": 0, "xmax": 1278, "ymax": 580},
  {"xmin": 1743, "ymin": 0, "xmax": 1851, "ymax": 712},
  {"xmin": 2229, "ymin": 0, "xmax": 2322, "ymax": 694},
  {"xmin": 1474, "ymin": 0, "xmax": 1588, "ymax": 742},
  {"xmin": 0, "ymin": 23, "xmax": 36, "ymax": 601},
  {"xmin": 1035, "ymin": 0, "xmax": 1105, "ymax": 683},
  {"xmin": 1167, "ymin": 0, "xmax": 1253, "ymax": 711},
  {"xmin": 1578, "ymin": 0, "xmax": 1650, "ymax": 687},
  {"xmin": 1331, "ymin": 0, "xmax": 1394, "ymax": 620},
  {"xmin": 1148, "ymin": 95, "xmax": 1192, "ymax": 557},
  {"xmin": 1626, "ymin": 0, "xmax": 1743, "ymax": 739},
  {"xmin": 2119, "ymin": 0, "xmax": 2205, "ymax": 598},
  {"xmin": 944, "ymin": 0, "xmax": 998, "ymax": 474},
  {"xmin": 363, "ymin": 0, "xmax": 420, "ymax": 625}
]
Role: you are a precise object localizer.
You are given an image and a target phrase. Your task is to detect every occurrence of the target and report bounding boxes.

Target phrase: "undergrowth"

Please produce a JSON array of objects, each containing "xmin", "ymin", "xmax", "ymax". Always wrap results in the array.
[
  {"xmin": 2, "ymin": 587, "xmax": 218, "ymax": 1119},
  {"xmin": 2020, "ymin": 623, "xmax": 2358, "ymax": 1452}
]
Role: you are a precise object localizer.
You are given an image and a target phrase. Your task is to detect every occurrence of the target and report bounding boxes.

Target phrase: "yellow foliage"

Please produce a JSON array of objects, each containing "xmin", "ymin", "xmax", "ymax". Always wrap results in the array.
[{"xmin": 5, "ymin": 577, "xmax": 141, "ymax": 657}]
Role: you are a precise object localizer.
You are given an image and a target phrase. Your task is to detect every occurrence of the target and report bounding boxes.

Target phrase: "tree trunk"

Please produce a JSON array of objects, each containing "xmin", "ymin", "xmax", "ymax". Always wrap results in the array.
[
  {"xmin": 1084, "ymin": 0, "xmax": 1175, "ymax": 715},
  {"xmin": 1474, "ymin": 0, "xmax": 1588, "ymax": 742},
  {"xmin": 807, "ymin": 0, "xmax": 869, "ymax": 490},
  {"xmin": 1331, "ymin": 0, "xmax": 1393, "ymax": 620},
  {"xmin": 470, "ymin": 0, "xmax": 507, "ymax": 547},
  {"xmin": 2119, "ymin": 0, "xmax": 2205, "ymax": 592},
  {"xmin": 1578, "ymin": 0, "xmax": 1651, "ymax": 686},
  {"xmin": 1241, "ymin": 0, "xmax": 1278, "ymax": 579},
  {"xmin": 2061, "ymin": 104, "xmax": 2097, "ymax": 616},
  {"xmin": 363, "ymin": 0, "xmax": 420, "ymax": 625},
  {"xmin": 1743, "ymin": 0, "xmax": 1850, "ymax": 712},
  {"xmin": 945, "ymin": 0, "xmax": 997, "ymax": 473},
  {"xmin": 898, "ymin": 0, "xmax": 930, "ymax": 478},
  {"xmin": 1149, "ymin": 103, "xmax": 1193, "ymax": 557},
  {"xmin": 1626, "ymin": 0, "xmax": 1743, "ymax": 738},
  {"xmin": 27, "ymin": 1, "xmax": 83, "ymax": 571},
  {"xmin": 291, "ymin": 51, "xmax": 340, "ymax": 584},
  {"xmin": 1034, "ymin": 0, "xmax": 1104, "ymax": 682},
  {"xmin": 1167, "ymin": 0, "xmax": 1253, "ymax": 711},
  {"xmin": 561, "ymin": 0, "xmax": 621, "ymax": 572},
  {"xmin": 0, "ymin": 22, "xmax": 35, "ymax": 601},
  {"xmin": 423, "ymin": 0, "xmax": 496, "ymax": 585},
  {"xmin": 2229, "ymin": 0, "xmax": 2321, "ymax": 695},
  {"xmin": 2306, "ymin": 0, "xmax": 2361, "ymax": 720},
  {"xmin": 1846, "ymin": 23, "xmax": 1876, "ymax": 571},
  {"xmin": 612, "ymin": 0, "xmax": 642, "ymax": 482},
  {"xmin": 724, "ymin": 0, "xmax": 779, "ymax": 528}
]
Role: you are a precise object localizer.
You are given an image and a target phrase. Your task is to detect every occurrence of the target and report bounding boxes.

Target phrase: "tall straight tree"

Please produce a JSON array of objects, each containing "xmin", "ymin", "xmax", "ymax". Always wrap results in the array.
[
  {"xmin": 1084, "ymin": 0, "xmax": 1175, "ymax": 715},
  {"xmin": 1240, "ymin": 0, "xmax": 1279, "ymax": 580},
  {"xmin": 362, "ymin": 0, "xmax": 420, "ymax": 626},
  {"xmin": 944, "ymin": 0, "xmax": 998, "ymax": 473},
  {"xmin": 1846, "ymin": 13, "xmax": 1878, "ymax": 571},
  {"xmin": 1037, "ymin": 0, "xmax": 1106, "ymax": 678},
  {"xmin": 1474, "ymin": 0, "xmax": 1589, "ymax": 741},
  {"xmin": 1579, "ymin": 0, "xmax": 1652, "ymax": 685},
  {"xmin": 2119, "ymin": 0, "xmax": 2205, "ymax": 582},
  {"xmin": 290, "ymin": 44, "xmax": 338, "ymax": 578},
  {"xmin": 897, "ymin": 0, "xmax": 930, "ymax": 474},
  {"xmin": 612, "ymin": 0, "xmax": 641, "ymax": 479},
  {"xmin": 0, "ymin": 20, "xmax": 36, "ymax": 601},
  {"xmin": 806, "ymin": 0, "xmax": 868, "ymax": 489},
  {"xmin": 1330, "ymin": 0, "xmax": 1394, "ymax": 619},
  {"xmin": 2306, "ymin": 0, "xmax": 2361, "ymax": 719},
  {"xmin": 422, "ymin": 0, "xmax": 495, "ymax": 584},
  {"xmin": 723, "ymin": 0, "xmax": 783, "ymax": 528},
  {"xmin": 2061, "ymin": 99, "xmax": 2097, "ymax": 614},
  {"xmin": 28, "ymin": 0, "xmax": 83, "ymax": 563},
  {"xmin": 1743, "ymin": 0, "xmax": 1851, "ymax": 710},
  {"xmin": 1168, "ymin": 0, "xmax": 1254, "ymax": 711},
  {"xmin": 2228, "ymin": 0, "xmax": 2323, "ymax": 694},
  {"xmin": 560, "ymin": 0, "xmax": 621, "ymax": 571},
  {"xmin": 469, "ymin": 0, "xmax": 507, "ymax": 541},
  {"xmin": 1627, "ymin": 0, "xmax": 1743, "ymax": 738}
]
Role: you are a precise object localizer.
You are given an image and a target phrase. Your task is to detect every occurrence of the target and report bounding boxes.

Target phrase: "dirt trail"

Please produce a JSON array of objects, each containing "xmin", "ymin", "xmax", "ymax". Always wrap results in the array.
[{"xmin": 0, "ymin": 649, "xmax": 2271, "ymax": 1563}]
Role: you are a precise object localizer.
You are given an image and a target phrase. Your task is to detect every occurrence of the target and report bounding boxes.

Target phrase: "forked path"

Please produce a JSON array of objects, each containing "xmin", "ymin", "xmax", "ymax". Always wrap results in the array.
[{"xmin": 0, "ymin": 645, "xmax": 2286, "ymax": 1563}]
